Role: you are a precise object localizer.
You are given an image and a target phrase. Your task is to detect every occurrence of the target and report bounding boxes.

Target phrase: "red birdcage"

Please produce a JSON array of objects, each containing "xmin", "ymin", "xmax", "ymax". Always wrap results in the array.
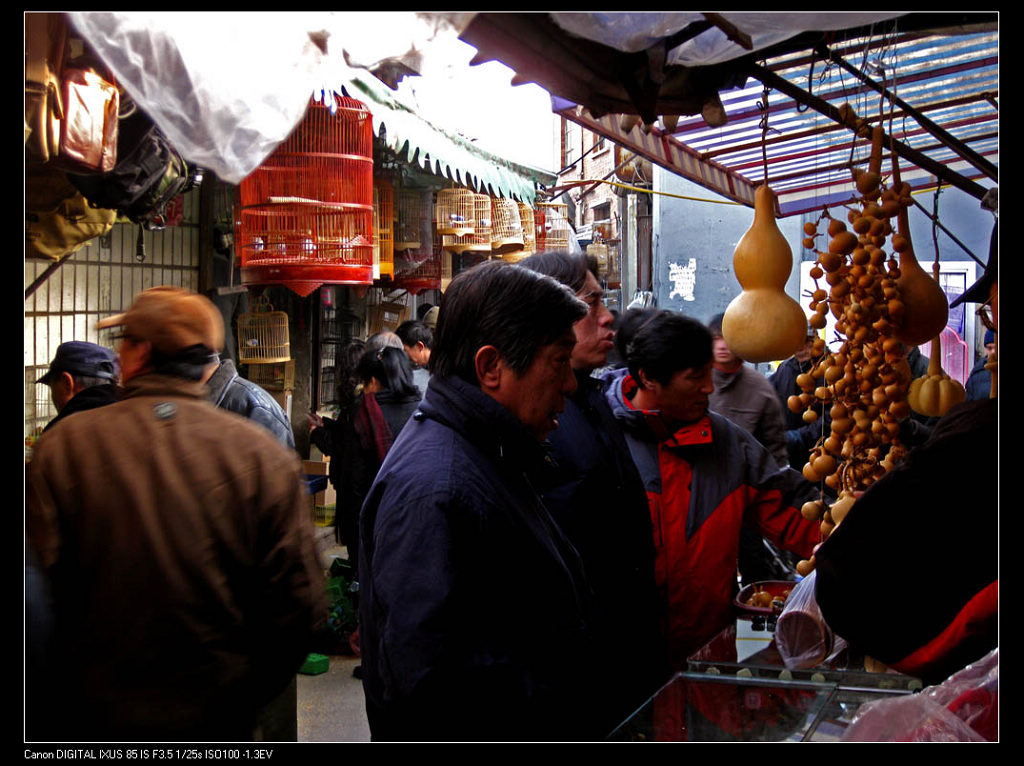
[{"xmin": 236, "ymin": 93, "xmax": 375, "ymax": 297}]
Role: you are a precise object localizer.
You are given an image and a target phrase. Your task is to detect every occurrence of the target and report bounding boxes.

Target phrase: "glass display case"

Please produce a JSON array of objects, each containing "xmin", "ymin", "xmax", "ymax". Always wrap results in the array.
[{"xmin": 608, "ymin": 620, "xmax": 922, "ymax": 741}]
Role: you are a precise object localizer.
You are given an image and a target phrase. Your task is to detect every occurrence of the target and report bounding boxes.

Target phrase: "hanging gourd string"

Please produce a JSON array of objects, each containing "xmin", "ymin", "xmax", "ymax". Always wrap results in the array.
[{"xmin": 757, "ymin": 81, "xmax": 774, "ymax": 186}]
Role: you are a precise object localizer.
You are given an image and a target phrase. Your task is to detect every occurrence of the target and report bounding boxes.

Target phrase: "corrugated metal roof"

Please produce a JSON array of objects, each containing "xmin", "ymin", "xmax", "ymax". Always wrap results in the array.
[
  {"xmin": 556, "ymin": 26, "xmax": 997, "ymax": 217},
  {"xmin": 463, "ymin": 13, "xmax": 998, "ymax": 217}
]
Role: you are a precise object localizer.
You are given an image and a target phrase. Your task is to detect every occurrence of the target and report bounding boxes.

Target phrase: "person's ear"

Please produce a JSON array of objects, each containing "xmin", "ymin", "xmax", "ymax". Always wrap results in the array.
[
  {"xmin": 637, "ymin": 367, "xmax": 658, "ymax": 392},
  {"xmin": 474, "ymin": 345, "xmax": 504, "ymax": 392}
]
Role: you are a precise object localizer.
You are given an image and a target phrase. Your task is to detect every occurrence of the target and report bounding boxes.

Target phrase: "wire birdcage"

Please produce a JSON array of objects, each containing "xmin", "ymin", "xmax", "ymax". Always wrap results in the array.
[
  {"xmin": 236, "ymin": 93, "xmax": 375, "ymax": 296},
  {"xmin": 535, "ymin": 201, "xmax": 571, "ymax": 251},
  {"xmin": 435, "ymin": 187, "xmax": 476, "ymax": 236},
  {"xmin": 394, "ymin": 188, "xmax": 440, "ymax": 294},
  {"xmin": 237, "ymin": 295, "xmax": 291, "ymax": 364},
  {"xmin": 491, "ymin": 197, "xmax": 525, "ymax": 255},
  {"xmin": 443, "ymin": 193, "xmax": 492, "ymax": 254},
  {"xmin": 395, "ymin": 187, "xmax": 427, "ymax": 251},
  {"xmin": 373, "ymin": 178, "xmax": 394, "ymax": 280}
]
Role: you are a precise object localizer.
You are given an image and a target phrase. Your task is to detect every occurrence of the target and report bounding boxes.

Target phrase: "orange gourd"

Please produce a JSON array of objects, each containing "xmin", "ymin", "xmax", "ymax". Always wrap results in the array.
[
  {"xmin": 907, "ymin": 261, "xmax": 966, "ymax": 417},
  {"xmin": 722, "ymin": 184, "xmax": 807, "ymax": 363}
]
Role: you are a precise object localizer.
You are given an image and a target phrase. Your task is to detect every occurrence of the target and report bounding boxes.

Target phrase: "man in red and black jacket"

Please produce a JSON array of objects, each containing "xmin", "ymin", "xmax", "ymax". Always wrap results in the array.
[{"xmin": 602, "ymin": 310, "xmax": 820, "ymax": 668}]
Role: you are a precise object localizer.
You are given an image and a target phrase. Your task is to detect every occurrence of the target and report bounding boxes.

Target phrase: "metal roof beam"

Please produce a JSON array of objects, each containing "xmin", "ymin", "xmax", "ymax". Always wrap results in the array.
[
  {"xmin": 816, "ymin": 43, "xmax": 998, "ymax": 180},
  {"xmin": 747, "ymin": 62, "xmax": 989, "ymax": 201}
]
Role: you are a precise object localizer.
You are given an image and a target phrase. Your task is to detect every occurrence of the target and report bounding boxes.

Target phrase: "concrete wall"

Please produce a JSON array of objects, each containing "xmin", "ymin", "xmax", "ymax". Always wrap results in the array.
[
  {"xmin": 651, "ymin": 170, "xmax": 807, "ymax": 329},
  {"xmin": 651, "ymin": 166, "xmax": 997, "ymax": 361}
]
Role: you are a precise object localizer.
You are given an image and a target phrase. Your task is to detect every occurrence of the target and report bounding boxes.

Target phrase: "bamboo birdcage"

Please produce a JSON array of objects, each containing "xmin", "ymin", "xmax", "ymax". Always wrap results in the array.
[
  {"xmin": 236, "ymin": 93, "xmax": 375, "ymax": 297},
  {"xmin": 534, "ymin": 201, "xmax": 571, "ymax": 251},
  {"xmin": 491, "ymin": 197, "xmax": 525, "ymax": 255},
  {"xmin": 373, "ymin": 178, "xmax": 395, "ymax": 280},
  {"xmin": 237, "ymin": 295, "xmax": 291, "ymax": 364},
  {"xmin": 443, "ymin": 193, "xmax": 492, "ymax": 254},
  {"xmin": 518, "ymin": 201, "xmax": 536, "ymax": 253},
  {"xmin": 435, "ymin": 187, "xmax": 476, "ymax": 236},
  {"xmin": 587, "ymin": 242, "xmax": 609, "ymax": 279}
]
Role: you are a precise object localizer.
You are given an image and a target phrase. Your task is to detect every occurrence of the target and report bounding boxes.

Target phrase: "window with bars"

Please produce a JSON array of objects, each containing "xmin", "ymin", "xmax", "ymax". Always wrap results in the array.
[{"xmin": 24, "ymin": 191, "xmax": 201, "ymax": 458}]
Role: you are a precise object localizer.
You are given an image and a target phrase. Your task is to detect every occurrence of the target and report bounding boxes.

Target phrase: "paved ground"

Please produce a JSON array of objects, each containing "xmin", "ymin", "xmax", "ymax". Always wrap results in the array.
[{"xmin": 298, "ymin": 528, "xmax": 371, "ymax": 742}]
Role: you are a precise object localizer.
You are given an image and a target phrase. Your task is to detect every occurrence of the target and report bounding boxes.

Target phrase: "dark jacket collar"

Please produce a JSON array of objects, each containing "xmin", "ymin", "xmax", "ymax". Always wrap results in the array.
[
  {"xmin": 420, "ymin": 374, "xmax": 552, "ymax": 475},
  {"xmin": 43, "ymin": 383, "xmax": 120, "ymax": 432}
]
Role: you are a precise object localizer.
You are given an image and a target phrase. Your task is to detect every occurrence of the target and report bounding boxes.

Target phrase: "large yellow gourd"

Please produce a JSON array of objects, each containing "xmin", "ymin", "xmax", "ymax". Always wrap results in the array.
[{"xmin": 722, "ymin": 184, "xmax": 807, "ymax": 363}]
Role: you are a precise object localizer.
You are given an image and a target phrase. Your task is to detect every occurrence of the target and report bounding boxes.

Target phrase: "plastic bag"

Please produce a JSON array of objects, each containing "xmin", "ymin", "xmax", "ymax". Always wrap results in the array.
[
  {"xmin": 66, "ymin": 12, "xmax": 330, "ymax": 184},
  {"xmin": 774, "ymin": 571, "xmax": 845, "ymax": 669},
  {"xmin": 841, "ymin": 649, "xmax": 997, "ymax": 742},
  {"xmin": 65, "ymin": 12, "xmax": 473, "ymax": 185}
]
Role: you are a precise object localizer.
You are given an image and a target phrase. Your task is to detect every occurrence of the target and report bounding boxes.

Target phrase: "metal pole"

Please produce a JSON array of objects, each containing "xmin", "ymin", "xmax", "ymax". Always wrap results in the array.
[
  {"xmin": 819, "ymin": 45, "xmax": 998, "ymax": 181},
  {"xmin": 747, "ymin": 63, "xmax": 989, "ymax": 202}
]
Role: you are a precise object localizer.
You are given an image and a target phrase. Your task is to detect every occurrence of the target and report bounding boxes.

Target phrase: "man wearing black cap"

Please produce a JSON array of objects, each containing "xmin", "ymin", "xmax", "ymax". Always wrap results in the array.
[
  {"xmin": 26, "ymin": 286, "xmax": 325, "ymax": 742},
  {"xmin": 815, "ymin": 221, "xmax": 998, "ymax": 690},
  {"xmin": 35, "ymin": 340, "xmax": 120, "ymax": 432}
]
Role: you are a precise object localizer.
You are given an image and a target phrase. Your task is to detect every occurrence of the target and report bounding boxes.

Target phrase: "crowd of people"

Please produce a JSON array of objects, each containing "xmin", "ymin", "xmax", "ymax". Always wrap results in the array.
[{"xmin": 25, "ymin": 232, "xmax": 998, "ymax": 741}]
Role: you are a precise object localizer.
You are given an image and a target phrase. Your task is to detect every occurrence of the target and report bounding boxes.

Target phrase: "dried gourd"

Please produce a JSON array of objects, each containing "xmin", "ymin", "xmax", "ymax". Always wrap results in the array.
[
  {"xmin": 907, "ymin": 273, "xmax": 966, "ymax": 417},
  {"xmin": 721, "ymin": 183, "xmax": 807, "ymax": 363},
  {"xmin": 792, "ymin": 130, "xmax": 927, "ymax": 576}
]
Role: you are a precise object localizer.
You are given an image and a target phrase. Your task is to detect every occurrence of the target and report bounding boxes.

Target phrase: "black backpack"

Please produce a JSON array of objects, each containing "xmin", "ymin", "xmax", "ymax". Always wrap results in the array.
[{"xmin": 67, "ymin": 106, "xmax": 197, "ymax": 230}]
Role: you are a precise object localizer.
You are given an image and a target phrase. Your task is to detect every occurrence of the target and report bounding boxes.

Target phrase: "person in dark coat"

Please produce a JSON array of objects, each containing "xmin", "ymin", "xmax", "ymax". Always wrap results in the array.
[
  {"xmin": 358, "ymin": 261, "xmax": 607, "ymax": 741},
  {"xmin": 35, "ymin": 341, "xmax": 121, "ymax": 433},
  {"xmin": 965, "ymin": 329, "xmax": 996, "ymax": 401},
  {"xmin": 310, "ymin": 345, "xmax": 420, "ymax": 575},
  {"xmin": 519, "ymin": 251, "xmax": 666, "ymax": 727}
]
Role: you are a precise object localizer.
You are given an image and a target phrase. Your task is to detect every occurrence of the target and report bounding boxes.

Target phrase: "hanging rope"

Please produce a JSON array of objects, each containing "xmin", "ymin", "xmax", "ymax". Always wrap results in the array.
[{"xmin": 757, "ymin": 80, "xmax": 777, "ymax": 185}]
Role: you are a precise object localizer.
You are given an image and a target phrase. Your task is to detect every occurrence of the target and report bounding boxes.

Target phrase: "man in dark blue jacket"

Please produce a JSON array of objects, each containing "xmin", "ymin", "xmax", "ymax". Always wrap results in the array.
[
  {"xmin": 36, "ymin": 341, "xmax": 121, "ymax": 433},
  {"xmin": 519, "ymin": 251, "xmax": 665, "ymax": 726},
  {"xmin": 358, "ymin": 260, "xmax": 607, "ymax": 742}
]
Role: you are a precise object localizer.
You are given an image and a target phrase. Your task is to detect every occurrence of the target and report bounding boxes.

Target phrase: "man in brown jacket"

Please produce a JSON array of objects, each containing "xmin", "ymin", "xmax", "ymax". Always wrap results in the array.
[{"xmin": 25, "ymin": 286, "xmax": 325, "ymax": 742}]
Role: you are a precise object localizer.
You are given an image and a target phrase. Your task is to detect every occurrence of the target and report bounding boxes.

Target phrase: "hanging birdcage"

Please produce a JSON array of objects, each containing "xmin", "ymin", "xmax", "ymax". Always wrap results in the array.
[
  {"xmin": 443, "ymin": 193, "xmax": 492, "ymax": 254},
  {"xmin": 395, "ymin": 187, "xmax": 427, "ymax": 251},
  {"xmin": 518, "ymin": 201, "xmax": 536, "ymax": 254},
  {"xmin": 237, "ymin": 294, "xmax": 291, "ymax": 364},
  {"xmin": 373, "ymin": 178, "xmax": 395, "ymax": 280},
  {"xmin": 236, "ymin": 93, "xmax": 375, "ymax": 297},
  {"xmin": 535, "ymin": 201, "xmax": 571, "ymax": 251},
  {"xmin": 435, "ymin": 187, "xmax": 476, "ymax": 236},
  {"xmin": 587, "ymin": 242, "xmax": 609, "ymax": 279},
  {"xmin": 393, "ymin": 187, "xmax": 440, "ymax": 294},
  {"xmin": 491, "ymin": 197, "xmax": 525, "ymax": 255}
]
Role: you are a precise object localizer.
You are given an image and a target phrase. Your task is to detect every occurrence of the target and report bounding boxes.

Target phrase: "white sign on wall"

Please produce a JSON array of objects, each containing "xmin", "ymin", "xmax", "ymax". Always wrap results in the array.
[{"xmin": 668, "ymin": 258, "xmax": 697, "ymax": 301}]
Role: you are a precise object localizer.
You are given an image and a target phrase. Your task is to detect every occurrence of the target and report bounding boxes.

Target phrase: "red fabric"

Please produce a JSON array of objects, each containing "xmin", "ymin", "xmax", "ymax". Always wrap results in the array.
[
  {"xmin": 355, "ymin": 392, "xmax": 393, "ymax": 463},
  {"xmin": 893, "ymin": 580, "xmax": 998, "ymax": 680}
]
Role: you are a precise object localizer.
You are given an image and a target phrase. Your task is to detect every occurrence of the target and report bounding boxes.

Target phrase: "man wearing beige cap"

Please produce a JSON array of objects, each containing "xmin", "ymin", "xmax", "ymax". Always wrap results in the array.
[{"xmin": 25, "ymin": 286, "xmax": 325, "ymax": 742}]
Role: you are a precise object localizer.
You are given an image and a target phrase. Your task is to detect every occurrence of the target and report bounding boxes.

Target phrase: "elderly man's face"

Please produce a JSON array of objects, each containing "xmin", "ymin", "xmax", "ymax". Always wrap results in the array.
[{"xmin": 493, "ymin": 328, "xmax": 578, "ymax": 441}]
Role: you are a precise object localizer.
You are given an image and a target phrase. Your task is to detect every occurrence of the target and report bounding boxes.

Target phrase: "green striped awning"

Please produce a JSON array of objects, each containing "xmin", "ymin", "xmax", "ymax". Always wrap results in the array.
[{"xmin": 344, "ymin": 70, "xmax": 556, "ymax": 204}]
